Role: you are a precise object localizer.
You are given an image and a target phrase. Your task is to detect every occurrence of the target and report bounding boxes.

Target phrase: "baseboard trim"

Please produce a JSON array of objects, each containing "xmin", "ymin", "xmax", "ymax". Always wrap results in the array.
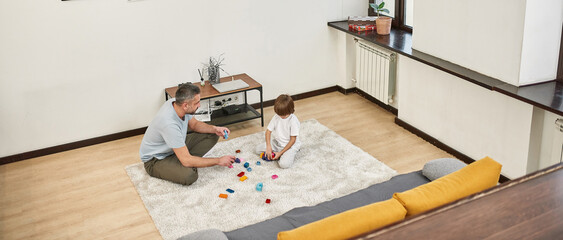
[
  {"xmin": 3, "ymin": 85, "xmax": 404, "ymax": 165},
  {"xmin": 334, "ymin": 86, "xmax": 399, "ymax": 115},
  {"xmin": 0, "ymin": 127, "xmax": 147, "ymax": 165},
  {"xmin": 250, "ymin": 86, "xmax": 339, "ymax": 109},
  {"xmin": 336, "ymin": 85, "xmax": 356, "ymax": 95},
  {"xmin": 394, "ymin": 117, "xmax": 511, "ymax": 183},
  {"xmin": 3, "ymin": 86, "xmax": 343, "ymax": 165},
  {"xmin": 352, "ymin": 88, "xmax": 398, "ymax": 116}
]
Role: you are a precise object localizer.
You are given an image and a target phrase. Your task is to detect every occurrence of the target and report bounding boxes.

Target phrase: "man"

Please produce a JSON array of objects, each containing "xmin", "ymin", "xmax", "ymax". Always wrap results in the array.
[{"xmin": 139, "ymin": 83, "xmax": 235, "ymax": 185}]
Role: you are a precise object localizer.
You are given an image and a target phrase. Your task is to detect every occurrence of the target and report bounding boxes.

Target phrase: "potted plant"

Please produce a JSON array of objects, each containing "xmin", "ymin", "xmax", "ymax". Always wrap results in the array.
[
  {"xmin": 205, "ymin": 55, "xmax": 225, "ymax": 84},
  {"xmin": 370, "ymin": 1, "xmax": 392, "ymax": 35}
]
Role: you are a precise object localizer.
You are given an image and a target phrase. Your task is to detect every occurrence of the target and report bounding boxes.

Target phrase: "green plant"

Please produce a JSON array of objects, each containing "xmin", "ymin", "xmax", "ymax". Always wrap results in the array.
[{"xmin": 370, "ymin": 1, "xmax": 390, "ymax": 17}]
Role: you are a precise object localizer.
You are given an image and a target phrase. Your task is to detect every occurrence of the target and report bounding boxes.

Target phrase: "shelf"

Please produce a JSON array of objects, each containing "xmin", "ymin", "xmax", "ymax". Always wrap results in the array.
[
  {"xmin": 207, "ymin": 104, "xmax": 261, "ymax": 126},
  {"xmin": 166, "ymin": 73, "xmax": 264, "ymax": 128}
]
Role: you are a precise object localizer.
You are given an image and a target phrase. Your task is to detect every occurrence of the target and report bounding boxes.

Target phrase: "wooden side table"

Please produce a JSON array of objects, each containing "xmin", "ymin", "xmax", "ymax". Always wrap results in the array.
[{"xmin": 165, "ymin": 73, "xmax": 264, "ymax": 127}]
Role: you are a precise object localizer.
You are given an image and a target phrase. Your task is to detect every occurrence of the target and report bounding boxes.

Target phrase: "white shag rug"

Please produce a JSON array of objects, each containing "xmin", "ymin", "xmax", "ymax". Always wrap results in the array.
[{"xmin": 125, "ymin": 119, "xmax": 397, "ymax": 240}]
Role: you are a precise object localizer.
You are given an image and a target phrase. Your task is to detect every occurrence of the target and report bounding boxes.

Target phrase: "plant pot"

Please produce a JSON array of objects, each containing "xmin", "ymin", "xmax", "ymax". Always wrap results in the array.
[
  {"xmin": 208, "ymin": 66, "xmax": 220, "ymax": 84},
  {"xmin": 376, "ymin": 16, "xmax": 392, "ymax": 35}
]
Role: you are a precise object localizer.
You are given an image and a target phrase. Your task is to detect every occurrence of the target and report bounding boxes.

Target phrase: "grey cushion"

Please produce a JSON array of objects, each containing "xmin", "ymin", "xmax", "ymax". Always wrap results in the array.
[
  {"xmin": 224, "ymin": 171, "xmax": 430, "ymax": 240},
  {"xmin": 422, "ymin": 158, "xmax": 467, "ymax": 181},
  {"xmin": 177, "ymin": 229, "xmax": 227, "ymax": 240}
]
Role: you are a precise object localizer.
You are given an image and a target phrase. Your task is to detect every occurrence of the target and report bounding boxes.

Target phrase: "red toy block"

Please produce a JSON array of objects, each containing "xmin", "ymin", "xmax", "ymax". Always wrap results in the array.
[
  {"xmin": 237, "ymin": 172, "xmax": 245, "ymax": 177},
  {"xmin": 236, "ymin": 149, "xmax": 241, "ymax": 153},
  {"xmin": 265, "ymin": 199, "xmax": 271, "ymax": 204}
]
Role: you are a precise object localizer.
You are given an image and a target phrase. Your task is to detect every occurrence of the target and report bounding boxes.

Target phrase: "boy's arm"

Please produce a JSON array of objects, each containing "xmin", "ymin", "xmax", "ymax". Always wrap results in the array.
[
  {"xmin": 265, "ymin": 130, "xmax": 273, "ymax": 153},
  {"xmin": 274, "ymin": 136, "xmax": 296, "ymax": 159}
]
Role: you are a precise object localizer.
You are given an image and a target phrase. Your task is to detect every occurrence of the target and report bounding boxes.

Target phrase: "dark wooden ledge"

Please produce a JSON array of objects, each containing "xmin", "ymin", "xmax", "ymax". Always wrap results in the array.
[
  {"xmin": 357, "ymin": 163, "xmax": 563, "ymax": 239},
  {"xmin": 328, "ymin": 20, "xmax": 563, "ymax": 116}
]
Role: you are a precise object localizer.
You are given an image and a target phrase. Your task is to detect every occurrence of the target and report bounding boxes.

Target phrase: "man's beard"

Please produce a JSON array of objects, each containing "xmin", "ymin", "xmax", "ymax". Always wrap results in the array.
[{"xmin": 186, "ymin": 107, "xmax": 198, "ymax": 115}]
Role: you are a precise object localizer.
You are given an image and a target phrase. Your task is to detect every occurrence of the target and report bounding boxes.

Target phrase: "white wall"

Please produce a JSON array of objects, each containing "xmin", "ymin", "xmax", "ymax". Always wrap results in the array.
[
  {"xmin": 413, "ymin": 0, "xmax": 526, "ymax": 86},
  {"xmin": 397, "ymin": 57, "xmax": 534, "ymax": 178},
  {"xmin": 403, "ymin": 0, "xmax": 563, "ymax": 178},
  {"xmin": 413, "ymin": 0, "xmax": 562, "ymax": 87},
  {"xmin": 530, "ymin": 108, "xmax": 563, "ymax": 172},
  {"xmin": 519, "ymin": 0, "xmax": 563, "ymax": 85},
  {"xmin": 0, "ymin": 0, "xmax": 368, "ymax": 157}
]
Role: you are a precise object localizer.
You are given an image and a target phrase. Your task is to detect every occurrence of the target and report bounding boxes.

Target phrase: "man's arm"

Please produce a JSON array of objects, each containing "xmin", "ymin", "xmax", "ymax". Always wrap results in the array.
[
  {"xmin": 173, "ymin": 146, "xmax": 234, "ymax": 167},
  {"xmin": 188, "ymin": 117, "xmax": 229, "ymax": 137}
]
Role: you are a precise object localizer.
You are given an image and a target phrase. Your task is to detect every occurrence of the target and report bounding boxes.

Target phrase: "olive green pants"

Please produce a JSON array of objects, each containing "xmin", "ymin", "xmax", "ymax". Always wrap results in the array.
[{"xmin": 144, "ymin": 132, "xmax": 219, "ymax": 185}]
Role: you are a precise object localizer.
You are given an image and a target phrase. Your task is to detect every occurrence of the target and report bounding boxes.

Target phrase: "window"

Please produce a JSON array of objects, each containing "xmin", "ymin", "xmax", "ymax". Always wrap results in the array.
[
  {"xmin": 559, "ymin": 25, "xmax": 563, "ymax": 81},
  {"xmin": 368, "ymin": 0, "xmax": 413, "ymax": 32},
  {"xmin": 404, "ymin": 0, "xmax": 413, "ymax": 28}
]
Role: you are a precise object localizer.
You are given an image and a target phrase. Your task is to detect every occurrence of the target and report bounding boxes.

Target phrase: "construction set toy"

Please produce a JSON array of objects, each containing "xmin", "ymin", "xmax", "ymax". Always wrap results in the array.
[
  {"xmin": 256, "ymin": 183, "xmax": 263, "ymax": 191},
  {"xmin": 218, "ymin": 148, "xmax": 279, "ymax": 204},
  {"xmin": 259, "ymin": 152, "xmax": 276, "ymax": 161},
  {"xmin": 223, "ymin": 130, "xmax": 229, "ymax": 139}
]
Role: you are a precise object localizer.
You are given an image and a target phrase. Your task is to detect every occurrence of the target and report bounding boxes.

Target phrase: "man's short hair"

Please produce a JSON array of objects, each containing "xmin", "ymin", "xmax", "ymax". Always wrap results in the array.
[
  {"xmin": 174, "ymin": 83, "xmax": 201, "ymax": 105},
  {"xmin": 274, "ymin": 94, "xmax": 294, "ymax": 116}
]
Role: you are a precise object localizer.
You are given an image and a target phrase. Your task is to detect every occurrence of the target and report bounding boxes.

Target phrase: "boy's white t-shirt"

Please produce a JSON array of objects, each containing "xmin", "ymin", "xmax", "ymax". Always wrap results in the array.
[{"xmin": 267, "ymin": 114, "xmax": 301, "ymax": 151}]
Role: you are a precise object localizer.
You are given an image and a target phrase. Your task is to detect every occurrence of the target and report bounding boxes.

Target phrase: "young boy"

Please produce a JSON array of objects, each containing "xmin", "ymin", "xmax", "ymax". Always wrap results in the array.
[{"xmin": 255, "ymin": 94, "xmax": 301, "ymax": 169}]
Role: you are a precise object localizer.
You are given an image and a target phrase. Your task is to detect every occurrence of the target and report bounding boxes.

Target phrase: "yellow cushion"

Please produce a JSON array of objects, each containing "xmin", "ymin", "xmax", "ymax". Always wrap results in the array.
[
  {"xmin": 277, "ymin": 198, "xmax": 406, "ymax": 240},
  {"xmin": 393, "ymin": 156, "xmax": 501, "ymax": 216}
]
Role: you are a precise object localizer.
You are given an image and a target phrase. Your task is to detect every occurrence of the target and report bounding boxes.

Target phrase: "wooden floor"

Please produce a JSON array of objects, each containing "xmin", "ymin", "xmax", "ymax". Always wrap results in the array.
[{"xmin": 0, "ymin": 92, "xmax": 452, "ymax": 240}]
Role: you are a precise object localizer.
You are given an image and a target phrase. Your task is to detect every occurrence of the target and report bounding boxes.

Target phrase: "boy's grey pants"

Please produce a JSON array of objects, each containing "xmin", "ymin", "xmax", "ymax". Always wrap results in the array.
[{"xmin": 144, "ymin": 132, "xmax": 219, "ymax": 185}]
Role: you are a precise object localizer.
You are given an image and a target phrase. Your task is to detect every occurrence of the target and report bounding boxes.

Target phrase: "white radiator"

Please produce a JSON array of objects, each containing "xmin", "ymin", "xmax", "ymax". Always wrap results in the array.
[{"xmin": 355, "ymin": 40, "xmax": 396, "ymax": 104}]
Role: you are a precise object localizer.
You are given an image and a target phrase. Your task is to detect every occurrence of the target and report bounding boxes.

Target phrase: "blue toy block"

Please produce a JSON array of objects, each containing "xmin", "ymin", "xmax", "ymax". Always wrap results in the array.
[
  {"xmin": 256, "ymin": 182, "xmax": 263, "ymax": 192},
  {"xmin": 235, "ymin": 158, "xmax": 240, "ymax": 163},
  {"xmin": 256, "ymin": 161, "xmax": 261, "ymax": 166},
  {"xmin": 226, "ymin": 188, "xmax": 234, "ymax": 193},
  {"xmin": 247, "ymin": 167, "xmax": 252, "ymax": 172},
  {"xmin": 223, "ymin": 130, "xmax": 229, "ymax": 139},
  {"xmin": 243, "ymin": 162, "xmax": 249, "ymax": 168}
]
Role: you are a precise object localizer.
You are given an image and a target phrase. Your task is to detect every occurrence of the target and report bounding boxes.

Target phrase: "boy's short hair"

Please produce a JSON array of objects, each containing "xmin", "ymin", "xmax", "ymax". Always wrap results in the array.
[{"xmin": 274, "ymin": 94, "xmax": 294, "ymax": 116}]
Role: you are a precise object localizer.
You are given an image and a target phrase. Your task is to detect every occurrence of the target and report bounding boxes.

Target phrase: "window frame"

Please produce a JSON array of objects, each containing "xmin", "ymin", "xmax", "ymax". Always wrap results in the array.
[
  {"xmin": 558, "ymin": 24, "xmax": 563, "ymax": 82},
  {"xmin": 368, "ymin": 0, "xmax": 412, "ymax": 33}
]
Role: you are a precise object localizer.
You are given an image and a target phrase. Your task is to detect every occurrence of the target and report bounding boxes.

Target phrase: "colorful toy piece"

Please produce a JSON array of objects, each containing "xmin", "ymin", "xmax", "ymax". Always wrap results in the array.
[
  {"xmin": 228, "ymin": 165, "xmax": 233, "ymax": 168},
  {"xmin": 260, "ymin": 152, "xmax": 276, "ymax": 161},
  {"xmin": 219, "ymin": 194, "xmax": 228, "ymax": 199},
  {"xmin": 237, "ymin": 172, "xmax": 245, "ymax": 177},
  {"xmin": 271, "ymin": 175, "xmax": 278, "ymax": 179},
  {"xmin": 247, "ymin": 167, "xmax": 252, "ymax": 172},
  {"xmin": 235, "ymin": 158, "xmax": 240, "ymax": 163},
  {"xmin": 256, "ymin": 161, "xmax": 261, "ymax": 166},
  {"xmin": 236, "ymin": 149, "xmax": 241, "ymax": 153},
  {"xmin": 239, "ymin": 157, "xmax": 245, "ymax": 162},
  {"xmin": 239, "ymin": 176, "xmax": 248, "ymax": 182},
  {"xmin": 243, "ymin": 162, "xmax": 249, "ymax": 168},
  {"xmin": 256, "ymin": 183, "xmax": 263, "ymax": 192},
  {"xmin": 265, "ymin": 199, "xmax": 271, "ymax": 204},
  {"xmin": 223, "ymin": 130, "xmax": 229, "ymax": 139},
  {"xmin": 226, "ymin": 189, "xmax": 235, "ymax": 193}
]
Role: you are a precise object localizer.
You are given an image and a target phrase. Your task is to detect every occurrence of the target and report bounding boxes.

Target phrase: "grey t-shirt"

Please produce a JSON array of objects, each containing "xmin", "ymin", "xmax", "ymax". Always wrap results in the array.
[{"xmin": 139, "ymin": 98, "xmax": 193, "ymax": 162}]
